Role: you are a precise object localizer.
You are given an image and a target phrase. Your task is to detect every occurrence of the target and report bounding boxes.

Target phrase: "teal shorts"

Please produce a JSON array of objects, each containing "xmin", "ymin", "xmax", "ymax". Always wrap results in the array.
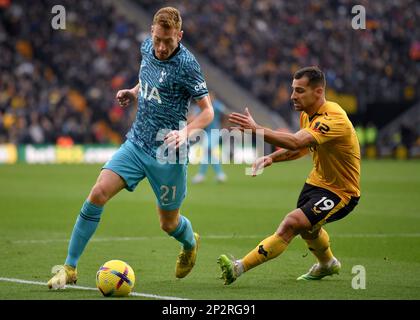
[{"xmin": 103, "ymin": 140, "xmax": 187, "ymax": 211}]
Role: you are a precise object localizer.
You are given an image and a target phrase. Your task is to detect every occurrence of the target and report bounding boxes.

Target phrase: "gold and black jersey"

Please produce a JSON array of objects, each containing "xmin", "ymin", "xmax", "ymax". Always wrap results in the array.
[{"xmin": 300, "ymin": 101, "xmax": 361, "ymax": 203}]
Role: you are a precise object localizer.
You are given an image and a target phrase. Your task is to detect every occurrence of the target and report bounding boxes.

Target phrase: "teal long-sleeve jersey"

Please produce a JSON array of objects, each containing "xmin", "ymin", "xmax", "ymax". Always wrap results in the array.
[{"xmin": 126, "ymin": 37, "xmax": 209, "ymax": 158}]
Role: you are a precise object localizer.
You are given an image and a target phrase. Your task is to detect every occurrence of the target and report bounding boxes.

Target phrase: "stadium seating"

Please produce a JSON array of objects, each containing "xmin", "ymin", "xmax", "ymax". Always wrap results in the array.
[{"xmin": 1, "ymin": 0, "xmax": 418, "ymax": 154}]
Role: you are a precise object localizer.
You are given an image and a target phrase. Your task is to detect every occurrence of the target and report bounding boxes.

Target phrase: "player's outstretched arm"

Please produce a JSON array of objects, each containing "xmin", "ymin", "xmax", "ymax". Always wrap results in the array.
[
  {"xmin": 269, "ymin": 148, "xmax": 309, "ymax": 162},
  {"xmin": 262, "ymin": 128, "xmax": 316, "ymax": 151},
  {"xmin": 229, "ymin": 108, "xmax": 316, "ymax": 150},
  {"xmin": 251, "ymin": 148, "xmax": 309, "ymax": 176}
]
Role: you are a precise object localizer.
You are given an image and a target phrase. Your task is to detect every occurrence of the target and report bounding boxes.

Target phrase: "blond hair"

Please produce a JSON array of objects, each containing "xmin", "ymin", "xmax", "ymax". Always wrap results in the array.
[{"xmin": 153, "ymin": 7, "xmax": 182, "ymax": 31}]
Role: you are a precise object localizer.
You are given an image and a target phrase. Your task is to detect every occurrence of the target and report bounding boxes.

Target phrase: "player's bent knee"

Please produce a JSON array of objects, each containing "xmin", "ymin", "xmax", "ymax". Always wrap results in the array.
[
  {"xmin": 278, "ymin": 216, "xmax": 299, "ymax": 235},
  {"xmin": 277, "ymin": 211, "xmax": 311, "ymax": 240},
  {"xmin": 157, "ymin": 207, "xmax": 180, "ymax": 233},
  {"xmin": 88, "ymin": 183, "xmax": 110, "ymax": 206},
  {"xmin": 160, "ymin": 220, "xmax": 178, "ymax": 233}
]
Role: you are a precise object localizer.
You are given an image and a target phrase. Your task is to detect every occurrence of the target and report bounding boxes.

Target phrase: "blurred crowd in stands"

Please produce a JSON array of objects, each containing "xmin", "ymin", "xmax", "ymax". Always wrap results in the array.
[
  {"xmin": 0, "ymin": 0, "xmax": 139, "ymax": 145},
  {"xmin": 1, "ymin": 0, "xmax": 419, "ymax": 151},
  {"xmin": 141, "ymin": 0, "xmax": 419, "ymax": 122}
]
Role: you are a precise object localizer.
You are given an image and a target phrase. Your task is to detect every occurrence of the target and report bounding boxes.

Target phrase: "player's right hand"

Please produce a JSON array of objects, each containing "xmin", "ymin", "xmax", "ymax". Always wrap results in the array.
[
  {"xmin": 251, "ymin": 155, "xmax": 273, "ymax": 176},
  {"xmin": 116, "ymin": 89, "xmax": 135, "ymax": 107}
]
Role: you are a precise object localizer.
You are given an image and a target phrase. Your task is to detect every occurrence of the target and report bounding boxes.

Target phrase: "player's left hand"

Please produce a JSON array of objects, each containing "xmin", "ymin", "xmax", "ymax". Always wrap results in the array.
[
  {"xmin": 164, "ymin": 129, "xmax": 188, "ymax": 150},
  {"xmin": 229, "ymin": 108, "xmax": 260, "ymax": 132},
  {"xmin": 116, "ymin": 89, "xmax": 136, "ymax": 107},
  {"xmin": 251, "ymin": 155, "xmax": 273, "ymax": 176}
]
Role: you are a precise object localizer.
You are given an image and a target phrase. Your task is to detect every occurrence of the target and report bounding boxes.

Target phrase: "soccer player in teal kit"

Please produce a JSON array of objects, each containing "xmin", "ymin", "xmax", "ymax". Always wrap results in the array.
[{"xmin": 48, "ymin": 7, "xmax": 214, "ymax": 289}]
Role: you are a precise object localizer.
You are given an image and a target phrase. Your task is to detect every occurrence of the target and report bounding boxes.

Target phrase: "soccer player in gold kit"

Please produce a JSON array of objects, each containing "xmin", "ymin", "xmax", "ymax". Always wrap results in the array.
[{"xmin": 218, "ymin": 66, "xmax": 361, "ymax": 284}]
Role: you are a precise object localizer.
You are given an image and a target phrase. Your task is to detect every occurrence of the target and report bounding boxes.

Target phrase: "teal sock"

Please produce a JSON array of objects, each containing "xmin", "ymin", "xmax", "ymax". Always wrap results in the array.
[
  {"xmin": 169, "ymin": 215, "xmax": 196, "ymax": 250},
  {"xmin": 212, "ymin": 163, "xmax": 223, "ymax": 175},
  {"xmin": 65, "ymin": 200, "xmax": 103, "ymax": 267},
  {"xmin": 198, "ymin": 163, "xmax": 208, "ymax": 175}
]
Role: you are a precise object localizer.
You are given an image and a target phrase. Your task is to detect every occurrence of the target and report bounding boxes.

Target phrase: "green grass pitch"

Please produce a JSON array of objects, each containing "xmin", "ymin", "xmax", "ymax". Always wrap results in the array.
[{"xmin": 0, "ymin": 159, "xmax": 419, "ymax": 300}]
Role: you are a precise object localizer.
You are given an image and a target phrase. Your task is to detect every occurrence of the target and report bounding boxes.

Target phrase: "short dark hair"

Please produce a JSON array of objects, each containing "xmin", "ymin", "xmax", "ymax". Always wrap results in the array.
[{"xmin": 294, "ymin": 66, "xmax": 326, "ymax": 88}]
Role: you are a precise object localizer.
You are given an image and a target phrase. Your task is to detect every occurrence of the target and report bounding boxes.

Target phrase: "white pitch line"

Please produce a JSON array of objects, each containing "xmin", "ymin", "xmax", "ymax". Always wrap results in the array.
[
  {"xmin": 0, "ymin": 277, "xmax": 188, "ymax": 300},
  {"xmin": 10, "ymin": 233, "xmax": 420, "ymax": 244}
]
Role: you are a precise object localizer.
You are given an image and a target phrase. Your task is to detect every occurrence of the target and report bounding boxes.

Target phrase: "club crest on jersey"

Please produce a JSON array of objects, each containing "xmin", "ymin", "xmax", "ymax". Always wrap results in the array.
[
  {"xmin": 139, "ymin": 79, "xmax": 162, "ymax": 104},
  {"xmin": 312, "ymin": 121, "xmax": 330, "ymax": 134},
  {"xmin": 159, "ymin": 70, "xmax": 168, "ymax": 83}
]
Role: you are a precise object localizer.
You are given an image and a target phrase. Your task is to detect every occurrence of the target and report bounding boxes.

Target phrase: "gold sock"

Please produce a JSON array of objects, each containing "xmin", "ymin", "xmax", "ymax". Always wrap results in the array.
[
  {"xmin": 303, "ymin": 228, "xmax": 333, "ymax": 265},
  {"xmin": 242, "ymin": 234, "xmax": 288, "ymax": 272}
]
